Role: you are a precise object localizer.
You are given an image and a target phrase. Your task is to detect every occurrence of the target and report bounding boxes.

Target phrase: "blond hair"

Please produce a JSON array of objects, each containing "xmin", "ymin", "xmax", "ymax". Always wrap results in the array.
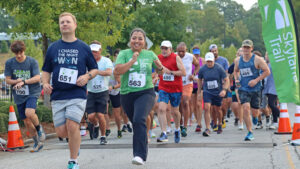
[{"xmin": 59, "ymin": 12, "xmax": 77, "ymax": 24}]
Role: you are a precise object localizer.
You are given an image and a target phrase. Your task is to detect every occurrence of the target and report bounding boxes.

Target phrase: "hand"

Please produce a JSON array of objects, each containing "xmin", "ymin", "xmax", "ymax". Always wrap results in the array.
[
  {"xmin": 248, "ymin": 79, "xmax": 258, "ymax": 87},
  {"xmin": 13, "ymin": 81, "xmax": 24, "ymax": 90},
  {"xmin": 163, "ymin": 67, "xmax": 171, "ymax": 74},
  {"xmin": 76, "ymin": 74, "xmax": 89, "ymax": 87},
  {"xmin": 109, "ymin": 86, "xmax": 113, "ymax": 91},
  {"xmin": 219, "ymin": 90, "xmax": 226, "ymax": 97},
  {"xmin": 132, "ymin": 52, "xmax": 139, "ymax": 62},
  {"xmin": 235, "ymin": 80, "xmax": 241, "ymax": 88},
  {"xmin": 43, "ymin": 83, "xmax": 53, "ymax": 95}
]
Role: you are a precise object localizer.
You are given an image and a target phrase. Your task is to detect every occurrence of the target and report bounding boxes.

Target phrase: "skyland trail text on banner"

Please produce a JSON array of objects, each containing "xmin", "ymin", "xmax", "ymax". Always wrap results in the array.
[{"xmin": 259, "ymin": 0, "xmax": 300, "ymax": 105}]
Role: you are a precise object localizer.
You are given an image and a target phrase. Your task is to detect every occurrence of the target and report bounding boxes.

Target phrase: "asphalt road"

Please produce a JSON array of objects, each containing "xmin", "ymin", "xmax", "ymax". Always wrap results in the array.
[{"xmin": 0, "ymin": 103, "xmax": 300, "ymax": 169}]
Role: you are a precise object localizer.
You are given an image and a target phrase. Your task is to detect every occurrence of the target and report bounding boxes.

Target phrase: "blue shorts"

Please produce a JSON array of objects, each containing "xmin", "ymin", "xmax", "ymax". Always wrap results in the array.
[
  {"xmin": 203, "ymin": 92, "xmax": 223, "ymax": 107},
  {"xmin": 16, "ymin": 97, "xmax": 38, "ymax": 120},
  {"xmin": 158, "ymin": 90, "xmax": 182, "ymax": 107}
]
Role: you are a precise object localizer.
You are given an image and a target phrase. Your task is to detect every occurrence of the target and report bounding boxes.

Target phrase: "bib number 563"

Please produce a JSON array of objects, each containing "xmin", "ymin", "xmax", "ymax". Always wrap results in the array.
[{"xmin": 128, "ymin": 80, "xmax": 141, "ymax": 87}]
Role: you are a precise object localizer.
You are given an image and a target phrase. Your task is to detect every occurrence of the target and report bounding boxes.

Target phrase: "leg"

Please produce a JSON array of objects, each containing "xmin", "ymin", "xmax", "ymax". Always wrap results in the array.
[
  {"xmin": 157, "ymin": 102, "xmax": 168, "ymax": 133},
  {"xmin": 66, "ymin": 119, "xmax": 81, "ymax": 159},
  {"xmin": 242, "ymin": 103, "xmax": 252, "ymax": 132}
]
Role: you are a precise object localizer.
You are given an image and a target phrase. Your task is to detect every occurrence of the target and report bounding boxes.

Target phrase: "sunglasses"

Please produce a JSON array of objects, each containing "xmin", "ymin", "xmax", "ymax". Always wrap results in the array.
[{"xmin": 161, "ymin": 47, "xmax": 169, "ymax": 50}]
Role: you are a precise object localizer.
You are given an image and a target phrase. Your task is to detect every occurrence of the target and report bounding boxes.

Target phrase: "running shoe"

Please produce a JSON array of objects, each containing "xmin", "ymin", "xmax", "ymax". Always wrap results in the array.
[
  {"xmin": 174, "ymin": 130, "xmax": 180, "ymax": 143},
  {"xmin": 244, "ymin": 131, "xmax": 254, "ymax": 141},
  {"xmin": 238, "ymin": 123, "xmax": 244, "ymax": 130},
  {"xmin": 150, "ymin": 130, "xmax": 156, "ymax": 138},
  {"xmin": 100, "ymin": 137, "xmax": 107, "ymax": 145},
  {"xmin": 217, "ymin": 125, "xmax": 222, "ymax": 134},
  {"xmin": 127, "ymin": 124, "xmax": 133, "ymax": 133},
  {"xmin": 105, "ymin": 129, "xmax": 111, "ymax": 137},
  {"xmin": 30, "ymin": 138, "xmax": 43, "ymax": 152},
  {"xmin": 132, "ymin": 156, "xmax": 145, "ymax": 165},
  {"xmin": 117, "ymin": 130, "xmax": 122, "ymax": 138},
  {"xmin": 166, "ymin": 126, "xmax": 172, "ymax": 135},
  {"xmin": 93, "ymin": 126, "xmax": 99, "ymax": 138},
  {"xmin": 266, "ymin": 117, "xmax": 271, "ymax": 128},
  {"xmin": 213, "ymin": 125, "xmax": 218, "ymax": 132},
  {"xmin": 67, "ymin": 161, "xmax": 79, "ymax": 169},
  {"xmin": 234, "ymin": 118, "xmax": 239, "ymax": 126},
  {"xmin": 157, "ymin": 132, "xmax": 168, "ymax": 142},
  {"xmin": 181, "ymin": 127, "xmax": 187, "ymax": 137},
  {"xmin": 37, "ymin": 125, "xmax": 46, "ymax": 142},
  {"xmin": 88, "ymin": 122, "xmax": 94, "ymax": 140},
  {"xmin": 202, "ymin": 129, "xmax": 211, "ymax": 137},
  {"xmin": 252, "ymin": 117, "xmax": 258, "ymax": 125},
  {"xmin": 195, "ymin": 125, "xmax": 201, "ymax": 132},
  {"xmin": 227, "ymin": 109, "xmax": 232, "ymax": 118},
  {"xmin": 210, "ymin": 120, "xmax": 214, "ymax": 129},
  {"xmin": 255, "ymin": 121, "xmax": 263, "ymax": 129},
  {"xmin": 269, "ymin": 123, "xmax": 278, "ymax": 130},
  {"xmin": 222, "ymin": 119, "xmax": 226, "ymax": 128},
  {"xmin": 121, "ymin": 125, "xmax": 127, "ymax": 132}
]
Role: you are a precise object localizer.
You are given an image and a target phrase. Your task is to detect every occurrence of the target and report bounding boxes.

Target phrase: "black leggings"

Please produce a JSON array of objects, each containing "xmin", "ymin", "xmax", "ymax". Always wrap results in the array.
[{"xmin": 266, "ymin": 94, "xmax": 279, "ymax": 123}]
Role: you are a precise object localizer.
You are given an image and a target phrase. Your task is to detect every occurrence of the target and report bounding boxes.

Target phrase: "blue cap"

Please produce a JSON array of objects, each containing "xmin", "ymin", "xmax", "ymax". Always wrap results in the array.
[{"xmin": 193, "ymin": 48, "xmax": 200, "ymax": 55}]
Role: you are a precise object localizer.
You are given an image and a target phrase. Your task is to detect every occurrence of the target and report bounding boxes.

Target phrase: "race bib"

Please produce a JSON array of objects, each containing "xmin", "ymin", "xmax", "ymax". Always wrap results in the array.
[
  {"xmin": 163, "ymin": 73, "xmax": 174, "ymax": 81},
  {"xmin": 92, "ymin": 80, "xmax": 103, "ymax": 90},
  {"xmin": 128, "ymin": 72, "xmax": 146, "ymax": 88},
  {"xmin": 207, "ymin": 80, "xmax": 218, "ymax": 89},
  {"xmin": 58, "ymin": 67, "xmax": 78, "ymax": 84},
  {"xmin": 240, "ymin": 68, "xmax": 253, "ymax": 77},
  {"xmin": 16, "ymin": 85, "xmax": 29, "ymax": 95}
]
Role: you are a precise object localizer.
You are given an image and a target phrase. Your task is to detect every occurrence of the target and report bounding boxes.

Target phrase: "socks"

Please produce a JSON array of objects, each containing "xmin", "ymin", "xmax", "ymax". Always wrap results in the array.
[
  {"xmin": 69, "ymin": 158, "xmax": 78, "ymax": 163},
  {"xmin": 35, "ymin": 125, "xmax": 40, "ymax": 132}
]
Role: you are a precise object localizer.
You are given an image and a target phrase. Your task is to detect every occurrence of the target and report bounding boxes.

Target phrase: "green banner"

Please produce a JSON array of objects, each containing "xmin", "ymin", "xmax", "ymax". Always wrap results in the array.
[{"xmin": 259, "ymin": 0, "xmax": 300, "ymax": 104}]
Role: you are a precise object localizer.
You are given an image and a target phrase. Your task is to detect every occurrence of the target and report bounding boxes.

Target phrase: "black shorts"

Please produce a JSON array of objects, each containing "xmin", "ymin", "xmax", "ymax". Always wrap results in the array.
[
  {"xmin": 203, "ymin": 92, "xmax": 223, "ymax": 107},
  {"xmin": 86, "ymin": 91, "xmax": 109, "ymax": 114},
  {"xmin": 238, "ymin": 90, "xmax": 261, "ymax": 109},
  {"xmin": 109, "ymin": 93, "xmax": 121, "ymax": 108},
  {"xmin": 192, "ymin": 88, "xmax": 198, "ymax": 94},
  {"xmin": 232, "ymin": 94, "xmax": 238, "ymax": 102}
]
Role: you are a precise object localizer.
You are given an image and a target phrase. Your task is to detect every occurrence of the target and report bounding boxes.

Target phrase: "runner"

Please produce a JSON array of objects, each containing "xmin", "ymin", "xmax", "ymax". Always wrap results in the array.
[
  {"xmin": 228, "ymin": 48, "xmax": 243, "ymax": 129},
  {"xmin": 156, "ymin": 40, "xmax": 186, "ymax": 143},
  {"xmin": 5, "ymin": 40, "xmax": 46, "ymax": 152},
  {"xmin": 177, "ymin": 42, "xmax": 199, "ymax": 137},
  {"xmin": 234, "ymin": 39, "xmax": 270, "ymax": 141},
  {"xmin": 209, "ymin": 44, "xmax": 229, "ymax": 130},
  {"xmin": 191, "ymin": 46, "xmax": 205, "ymax": 132},
  {"xmin": 86, "ymin": 40, "xmax": 113, "ymax": 144},
  {"xmin": 42, "ymin": 12, "xmax": 98, "ymax": 169},
  {"xmin": 198, "ymin": 52, "xmax": 229, "ymax": 136},
  {"xmin": 114, "ymin": 28, "xmax": 165, "ymax": 165}
]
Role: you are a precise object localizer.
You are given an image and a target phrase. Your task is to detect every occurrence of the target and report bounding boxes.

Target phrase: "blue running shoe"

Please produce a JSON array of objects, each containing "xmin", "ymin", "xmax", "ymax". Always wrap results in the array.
[
  {"xmin": 244, "ymin": 132, "xmax": 254, "ymax": 141},
  {"xmin": 174, "ymin": 130, "xmax": 180, "ymax": 143},
  {"xmin": 67, "ymin": 161, "xmax": 79, "ymax": 169},
  {"xmin": 157, "ymin": 132, "xmax": 168, "ymax": 142},
  {"xmin": 252, "ymin": 117, "xmax": 258, "ymax": 125},
  {"xmin": 181, "ymin": 127, "xmax": 187, "ymax": 137}
]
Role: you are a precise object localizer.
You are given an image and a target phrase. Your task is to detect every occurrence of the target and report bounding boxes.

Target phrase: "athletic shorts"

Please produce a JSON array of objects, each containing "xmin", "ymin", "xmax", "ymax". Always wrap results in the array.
[
  {"xmin": 238, "ymin": 90, "xmax": 261, "ymax": 109},
  {"xmin": 192, "ymin": 88, "xmax": 198, "ymax": 94},
  {"xmin": 17, "ymin": 97, "xmax": 38, "ymax": 120},
  {"xmin": 232, "ymin": 95, "xmax": 238, "ymax": 102},
  {"xmin": 182, "ymin": 84, "xmax": 193, "ymax": 97},
  {"xmin": 260, "ymin": 93, "xmax": 268, "ymax": 109},
  {"xmin": 158, "ymin": 90, "xmax": 182, "ymax": 107},
  {"xmin": 203, "ymin": 92, "xmax": 223, "ymax": 107},
  {"xmin": 86, "ymin": 91, "xmax": 109, "ymax": 114},
  {"xmin": 109, "ymin": 93, "xmax": 121, "ymax": 108},
  {"xmin": 51, "ymin": 98, "xmax": 87, "ymax": 127}
]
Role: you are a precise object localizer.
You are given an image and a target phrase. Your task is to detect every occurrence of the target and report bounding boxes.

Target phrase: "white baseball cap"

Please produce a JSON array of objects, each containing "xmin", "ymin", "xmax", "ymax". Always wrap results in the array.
[
  {"xmin": 209, "ymin": 44, "xmax": 217, "ymax": 51},
  {"xmin": 205, "ymin": 52, "xmax": 215, "ymax": 61},
  {"xmin": 90, "ymin": 44, "xmax": 101, "ymax": 51},
  {"xmin": 160, "ymin": 40, "xmax": 172, "ymax": 48}
]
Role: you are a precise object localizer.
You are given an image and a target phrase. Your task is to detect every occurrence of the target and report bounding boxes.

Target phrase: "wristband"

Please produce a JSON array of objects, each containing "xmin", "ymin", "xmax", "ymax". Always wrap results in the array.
[
  {"xmin": 88, "ymin": 73, "xmax": 92, "ymax": 80},
  {"xmin": 112, "ymin": 86, "xmax": 115, "ymax": 89},
  {"xmin": 22, "ymin": 80, "xmax": 26, "ymax": 85}
]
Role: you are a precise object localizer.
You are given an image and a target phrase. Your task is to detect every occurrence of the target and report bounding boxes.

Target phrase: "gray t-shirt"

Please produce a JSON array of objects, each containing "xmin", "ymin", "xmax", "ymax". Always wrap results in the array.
[
  {"xmin": 5, "ymin": 56, "xmax": 41, "ymax": 104},
  {"xmin": 198, "ymin": 63, "xmax": 227, "ymax": 96}
]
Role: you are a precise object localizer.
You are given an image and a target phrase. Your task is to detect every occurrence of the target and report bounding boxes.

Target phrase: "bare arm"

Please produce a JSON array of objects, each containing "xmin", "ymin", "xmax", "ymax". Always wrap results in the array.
[
  {"xmin": 192, "ymin": 55, "xmax": 200, "ymax": 75},
  {"xmin": 42, "ymin": 71, "xmax": 53, "ymax": 95},
  {"xmin": 5, "ymin": 76, "xmax": 22, "ymax": 85},
  {"xmin": 98, "ymin": 68, "xmax": 112, "ymax": 76},
  {"xmin": 233, "ymin": 57, "xmax": 240, "ymax": 86},
  {"xmin": 114, "ymin": 52, "xmax": 139, "ymax": 76},
  {"xmin": 248, "ymin": 56, "xmax": 270, "ymax": 87},
  {"xmin": 170, "ymin": 55, "xmax": 186, "ymax": 76}
]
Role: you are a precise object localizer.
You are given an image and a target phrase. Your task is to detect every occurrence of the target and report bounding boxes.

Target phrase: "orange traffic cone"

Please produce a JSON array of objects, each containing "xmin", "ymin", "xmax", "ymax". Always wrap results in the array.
[
  {"xmin": 291, "ymin": 105, "xmax": 300, "ymax": 146},
  {"xmin": 6, "ymin": 106, "xmax": 24, "ymax": 149},
  {"xmin": 274, "ymin": 103, "xmax": 292, "ymax": 134}
]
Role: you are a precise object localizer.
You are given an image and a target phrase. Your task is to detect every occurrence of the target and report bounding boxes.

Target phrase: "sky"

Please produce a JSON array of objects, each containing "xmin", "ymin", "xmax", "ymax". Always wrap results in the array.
[{"xmin": 233, "ymin": 0, "xmax": 257, "ymax": 11}]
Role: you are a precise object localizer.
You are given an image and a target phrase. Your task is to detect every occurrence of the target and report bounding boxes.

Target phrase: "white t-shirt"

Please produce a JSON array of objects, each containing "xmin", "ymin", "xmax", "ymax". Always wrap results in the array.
[{"xmin": 181, "ymin": 52, "xmax": 194, "ymax": 86}]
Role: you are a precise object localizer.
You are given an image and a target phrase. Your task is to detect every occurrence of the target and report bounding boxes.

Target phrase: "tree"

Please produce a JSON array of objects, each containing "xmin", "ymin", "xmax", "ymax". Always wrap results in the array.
[
  {"xmin": 0, "ymin": 0, "xmax": 132, "ymax": 58},
  {"xmin": 0, "ymin": 8, "xmax": 15, "ymax": 32},
  {"xmin": 0, "ymin": 40, "xmax": 8, "ymax": 53},
  {"xmin": 24, "ymin": 39, "xmax": 43, "ymax": 69}
]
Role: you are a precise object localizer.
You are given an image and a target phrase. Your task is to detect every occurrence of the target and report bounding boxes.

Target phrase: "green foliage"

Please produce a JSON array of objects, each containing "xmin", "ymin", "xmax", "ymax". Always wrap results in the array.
[
  {"xmin": 24, "ymin": 39, "xmax": 43, "ymax": 70},
  {"xmin": 0, "ymin": 8, "xmax": 15, "ymax": 32},
  {"xmin": 0, "ymin": 113, "xmax": 9, "ymax": 134},
  {"xmin": 0, "ymin": 40, "xmax": 8, "ymax": 53}
]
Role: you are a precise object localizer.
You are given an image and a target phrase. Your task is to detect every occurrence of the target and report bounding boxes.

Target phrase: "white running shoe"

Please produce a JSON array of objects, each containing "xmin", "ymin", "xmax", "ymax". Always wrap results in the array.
[
  {"xmin": 132, "ymin": 156, "xmax": 145, "ymax": 165},
  {"xmin": 238, "ymin": 123, "xmax": 244, "ymax": 130},
  {"xmin": 166, "ymin": 127, "xmax": 172, "ymax": 135}
]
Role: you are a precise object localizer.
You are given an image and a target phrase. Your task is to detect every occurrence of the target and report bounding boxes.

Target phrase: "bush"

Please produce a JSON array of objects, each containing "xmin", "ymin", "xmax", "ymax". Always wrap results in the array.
[
  {"xmin": 0, "ymin": 101, "xmax": 53, "ymax": 133},
  {"xmin": 1, "ymin": 40, "xmax": 9, "ymax": 53}
]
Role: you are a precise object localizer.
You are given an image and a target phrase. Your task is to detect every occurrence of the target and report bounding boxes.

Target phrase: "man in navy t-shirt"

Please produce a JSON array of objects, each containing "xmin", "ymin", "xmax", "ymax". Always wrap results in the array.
[
  {"xmin": 197, "ymin": 52, "xmax": 229, "ymax": 137},
  {"xmin": 42, "ymin": 12, "xmax": 98, "ymax": 169}
]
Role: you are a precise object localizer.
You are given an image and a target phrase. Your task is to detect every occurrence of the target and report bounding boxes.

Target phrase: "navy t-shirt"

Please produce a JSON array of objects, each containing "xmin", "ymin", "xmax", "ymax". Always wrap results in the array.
[
  {"xmin": 198, "ymin": 63, "xmax": 227, "ymax": 96},
  {"xmin": 42, "ymin": 39, "xmax": 98, "ymax": 101}
]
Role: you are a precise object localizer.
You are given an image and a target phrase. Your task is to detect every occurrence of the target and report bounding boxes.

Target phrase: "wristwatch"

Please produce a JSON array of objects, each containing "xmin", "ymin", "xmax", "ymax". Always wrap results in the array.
[
  {"xmin": 88, "ymin": 73, "xmax": 92, "ymax": 80},
  {"xmin": 22, "ymin": 80, "xmax": 26, "ymax": 85}
]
